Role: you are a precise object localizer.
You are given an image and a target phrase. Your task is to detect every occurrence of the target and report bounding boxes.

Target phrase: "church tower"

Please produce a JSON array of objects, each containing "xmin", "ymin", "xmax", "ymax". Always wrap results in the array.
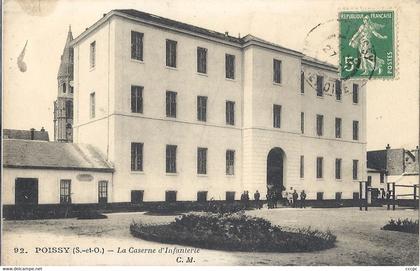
[{"xmin": 54, "ymin": 26, "xmax": 74, "ymax": 142}]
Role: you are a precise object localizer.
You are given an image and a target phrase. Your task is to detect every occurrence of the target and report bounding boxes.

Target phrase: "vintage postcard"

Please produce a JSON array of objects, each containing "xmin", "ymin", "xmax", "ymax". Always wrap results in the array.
[{"xmin": 1, "ymin": 0, "xmax": 419, "ymax": 269}]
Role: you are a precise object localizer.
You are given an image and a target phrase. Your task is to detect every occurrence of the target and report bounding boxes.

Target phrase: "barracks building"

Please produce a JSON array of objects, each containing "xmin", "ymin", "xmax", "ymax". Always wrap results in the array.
[{"xmin": 3, "ymin": 9, "xmax": 366, "ymax": 207}]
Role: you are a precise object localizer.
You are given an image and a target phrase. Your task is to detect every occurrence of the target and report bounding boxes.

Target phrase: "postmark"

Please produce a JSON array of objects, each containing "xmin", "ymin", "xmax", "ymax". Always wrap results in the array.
[{"xmin": 339, "ymin": 11, "xmax": 395, "ymax": 79}]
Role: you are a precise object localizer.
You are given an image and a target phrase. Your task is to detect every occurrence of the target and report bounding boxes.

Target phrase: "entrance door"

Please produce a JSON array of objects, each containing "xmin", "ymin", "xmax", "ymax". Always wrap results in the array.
[
  {"xmin": 15, "ymin": 178, "xmax": 38, "ymax": 205},
  {"xmin": 98, "ymin": 181, "xmax": 108, "ymax": 204},
  {"xmin": 267, "ymin": 148, "xmax": 285, "ymax": 191}
]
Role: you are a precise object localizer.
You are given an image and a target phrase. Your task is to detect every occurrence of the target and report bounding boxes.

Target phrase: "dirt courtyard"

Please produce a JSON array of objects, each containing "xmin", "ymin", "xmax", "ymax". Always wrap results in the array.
[{"xmin": 1, "ymin": 207, "xmax": 418, "ymax": 266}]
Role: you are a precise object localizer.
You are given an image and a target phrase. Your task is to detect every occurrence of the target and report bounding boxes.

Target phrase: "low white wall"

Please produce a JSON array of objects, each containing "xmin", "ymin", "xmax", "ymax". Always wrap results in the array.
[{"xmin": 3, "ymin": 168, "xmax": 113, "ymax": 205}]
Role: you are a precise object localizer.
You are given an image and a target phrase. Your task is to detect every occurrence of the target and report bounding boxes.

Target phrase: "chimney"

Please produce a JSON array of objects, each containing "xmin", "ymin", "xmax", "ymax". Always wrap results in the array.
[
  {"xmin": 224, "ymin": 31, "xmax": 229, "ymax": 37},
  {"xmin": 41, "ymin": 127, "xmax": 45, "ymax": 132},
  {"xmin": 30, "ymin": 128, "xmax": 35, "ymax": 140},
  {"xmin": 386, "ymin": 144, "xmax": 391, "ymax": 150},
  {"xmin": 238, "ymin": 33, "xmax": 241, "ymax": 39}
]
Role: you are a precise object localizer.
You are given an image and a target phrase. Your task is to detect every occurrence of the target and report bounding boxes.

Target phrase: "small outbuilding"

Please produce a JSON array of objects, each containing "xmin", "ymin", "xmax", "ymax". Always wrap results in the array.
[{"xmin": 3, "ymin": 139, "xmax": 114, "ymax": 217}]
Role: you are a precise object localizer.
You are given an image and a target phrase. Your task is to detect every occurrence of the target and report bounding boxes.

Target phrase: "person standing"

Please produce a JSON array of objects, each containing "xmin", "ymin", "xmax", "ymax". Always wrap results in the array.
[
  {"xmin": 254, "ymin": 190, "xmax": 261, "ymax": 209},
  {"xmin": 244, "ymin": 191, "xmax": 250, "ymax": 208},
  {"xmin": 300, "ymin": 190, "xmax": 307, "ymax": 208},
  {"xmin": 287, "ymin": 190, "xmax": 293, "ymax": 207},
  {"xmin": 292, "ymin": 190, "xmax": 298, "ymax": 208}
]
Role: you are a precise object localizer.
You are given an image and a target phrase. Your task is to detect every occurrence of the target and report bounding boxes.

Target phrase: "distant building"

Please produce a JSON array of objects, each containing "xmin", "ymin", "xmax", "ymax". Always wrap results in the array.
[
  {"xmin": 53, "ymin": 26, "xmax": 74, "ymax": 142},
  {"xmin": 3, "ymin": 128, "xmax": 50, "ymax": 141},
  {"xmin": 367, "ymin": 145, "xmax": 419, "ymax": 199}
]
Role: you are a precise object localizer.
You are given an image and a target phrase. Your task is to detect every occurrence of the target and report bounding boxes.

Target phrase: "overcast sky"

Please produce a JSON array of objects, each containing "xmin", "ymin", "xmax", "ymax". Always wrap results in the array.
[{"xmin": 3, "ymin": 0, "xmax": 419, "ymax": 150}]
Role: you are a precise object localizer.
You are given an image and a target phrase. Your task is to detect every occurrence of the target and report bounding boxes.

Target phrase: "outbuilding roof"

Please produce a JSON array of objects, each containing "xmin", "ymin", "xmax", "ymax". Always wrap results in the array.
[{"xmin": 3, "ymin": 139, "xmax": 114, "ymax": 172}]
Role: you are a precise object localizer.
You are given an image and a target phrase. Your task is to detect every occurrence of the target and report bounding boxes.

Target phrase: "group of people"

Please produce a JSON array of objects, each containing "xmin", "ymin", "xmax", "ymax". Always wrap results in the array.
[
  {"xmin": 240, "ymin": 190, "xmax": 263, "ymax": 209},
  {"xmin": 282, "ymin": 189, "xmax": 307, "ymax": 208},
  {"xmin": 240, "ymin": 187, "xmax": 307, "ymax": 209}
]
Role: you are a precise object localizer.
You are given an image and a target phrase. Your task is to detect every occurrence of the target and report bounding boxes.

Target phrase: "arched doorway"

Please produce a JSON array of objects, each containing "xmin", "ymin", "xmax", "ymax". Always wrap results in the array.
[{"xmin": 267, "ymin": 148, "xmax": 285, "ymax": 192}]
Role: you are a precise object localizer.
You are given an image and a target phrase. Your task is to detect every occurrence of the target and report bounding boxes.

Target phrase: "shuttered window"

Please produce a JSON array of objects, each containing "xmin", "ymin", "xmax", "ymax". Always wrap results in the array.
[
  {"xmin": 273, "ymin": 59, "xmax": 282, "ymax": 83},
  {"xmin": 225, "ymin": 54, "xmax": 235, "ymax": 79},
  {"xmin": 226, "ymin": 150, "xmax": 235, "ymax": 175},
  {"xmin": 335, "ymin": 117, "xmax": 342, "ymax": 138},
  {"xmin": 197, "ymin": 47, "xmax": 207, "ymax": 74},
  {"xmin": 131, "ymin": 142, "xmax": 143, "ymax": 171},
  {"xmin": 197, "ymin": 147, "xmax": 207, "ymax": 174},
  {"xmin": 197, "ymin": 96, "xmax": 207, "ymax": 121},
  {"xmin": 316, "ymin": 157, "xmax": 323, "ymax": 178},
  {"xmin": 353, "ymin": 160, "xmax": 359, "ymax": 180},
  {"xmin": 131, "ymin": 31, "xmax": 144, "ymax": 61},
  {"xmin": 273, "ymin": 105, "xmax": 281, "ymax": 128},
  {"xmin": 60, "ymin": 179, "xmax": 71, "ymax": 204},
  {"xmin": 90, "ymin": 41, "xmax": 96, "ymax": 68},
  {"xmin": 353, "ymin": 84, "xmax": 359, "ymax": 104},
  {"xmin": 335, "ymin": 158, "xmax": 342, "ymax": 179},
  {"xmin": 131, "ymin": 86, "xmax": 143, "ymax": 113},
  {"xmin": 166, "ymin": 145, "xmax": 177, "ymax": 173},
  {"xmin": 336, "ymin": 80, "xmax": 342, "ymax": 100},
  {"xmin": 301, "ymin": 71, "xmax": 305, "ymax": 93},
  {"xmin": 226, "ymin": 101, "xmax": 235, "ymax": 125},
  {"xmin": 300, "ymin": 155, "xmax": 304, "ymax": 178},
  {"xmin": 316, "ymin": 114, "xmax": 323, "ymax": 136},
  {"xmin": 316, "ymin": 75, "xmax": 323, "ymax": 96},
  {"xmin": 197, "ymin": 191, "xmax": 208, "ymax": 202},
  {"xmin": 90, "ymin": 92, "xmax": 95, "ymax": 118},
  {"xmin": 301, "ymin": 112, "xmax": 305, "ymax": 134},
  {"xmin": 166, "ymin": 39, "xmax": 177, "ymax": 68},
  {"xmin": 166, "ymin": 91, "xmax": 177, "ymax": 118},
  {"xmin": 353, "ymin": 120, "xmax": 359, "ymax": 140}
]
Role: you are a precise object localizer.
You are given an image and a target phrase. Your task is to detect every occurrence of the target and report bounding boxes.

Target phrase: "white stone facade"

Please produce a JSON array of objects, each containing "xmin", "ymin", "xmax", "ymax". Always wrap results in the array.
[{"xmin": 72, "ymin": 10, "xmax": 366, "ymax": 203}]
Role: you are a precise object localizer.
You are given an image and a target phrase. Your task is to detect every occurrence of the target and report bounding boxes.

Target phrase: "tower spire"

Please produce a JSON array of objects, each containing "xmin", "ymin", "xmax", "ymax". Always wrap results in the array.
[{"xmin": 54, "ymin": 27, "xmax": 74, "ymax": 143}]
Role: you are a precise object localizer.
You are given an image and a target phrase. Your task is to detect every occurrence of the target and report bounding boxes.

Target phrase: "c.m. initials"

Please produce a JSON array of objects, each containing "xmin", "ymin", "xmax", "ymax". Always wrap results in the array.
[{"xmin": 176, "ymin": 256, "xmax": 195, "ymax": 263}]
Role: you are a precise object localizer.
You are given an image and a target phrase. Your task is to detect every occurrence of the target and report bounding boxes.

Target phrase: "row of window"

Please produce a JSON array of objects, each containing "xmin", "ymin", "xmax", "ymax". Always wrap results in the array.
[
  {"xmin": 60, "ymin": 179, "xmax": 362, "ymax": 204},
  {"xmin": 91, "ymin": 87, "xmax": 237, "ymax": 124},
  {"xmin": 89, "ymin": 31, "xmax": 361, "ymax": 102},
  {"xmin": 90, "ymin": 32, "xmax": 237, "ymax": 79},
  {"xmin": 300, "ymin": 156, "xmax": 359, "ymax": 180},
  {"xmin": 60, "ymin": 179, "xmax": 108, "ymax": 204},
  {"xmin": 131, "ymin": 190, "xmax": 362, "ymax": 203},
  {"xmin": 301, "ymin": 72, "xmax": 359, "ymax": 103},
  {"xmin": 302, "ymin": 113, "xmax": 359, "ymax": 140},
  {"xmin": 272, "ymin": 106, "xmax": 360, "ymax": 140},
  {"xmin": 131, "ymin": 143, "xmax": 235, "ymax": 175},
  {"xmin": 132, "ymin": 142, "xmax": 360, "ymax": 180},
  {"xmin": 90, "ymin": 87, "xmax": 359, "ymax": 140}
]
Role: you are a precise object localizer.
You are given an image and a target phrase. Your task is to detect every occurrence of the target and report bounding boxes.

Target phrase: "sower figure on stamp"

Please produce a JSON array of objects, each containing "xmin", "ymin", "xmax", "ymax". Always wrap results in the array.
[
  {"xmin": 300, "ymin": 190, "xmax": 307, "ymax": 208},
  {"xmin": 349, "ymin": 15, "xmax": 387, "ymax": 75}
]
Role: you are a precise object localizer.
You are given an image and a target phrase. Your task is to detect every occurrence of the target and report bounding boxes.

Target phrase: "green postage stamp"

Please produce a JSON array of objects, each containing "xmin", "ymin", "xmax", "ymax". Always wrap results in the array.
[{"xmin": 339, "ymin": 11, "xmax": 395, "ymax": 79}]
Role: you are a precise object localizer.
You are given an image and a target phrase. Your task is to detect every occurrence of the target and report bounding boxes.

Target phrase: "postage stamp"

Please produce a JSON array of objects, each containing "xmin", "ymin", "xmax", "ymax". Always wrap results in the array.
[{"xmin": 339, "ymin": 11, "xmax": 395, "ymax": 79}]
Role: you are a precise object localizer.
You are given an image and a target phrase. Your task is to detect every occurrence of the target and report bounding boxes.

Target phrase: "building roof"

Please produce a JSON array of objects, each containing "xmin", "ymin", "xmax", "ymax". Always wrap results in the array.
[
  {"xmin": 116, "ymin": 9, "xmax": 242, "ymax": 44},
  {"xmin": 3, "ymin": 139, "xmax": 114, "ymax": 172},
  {"xmin": 71, "ymin": 9, "xmax": 336, "ymax": 71},
  {"xmin": 3, "ymin": 129, "xmax": 49, "ymax": 141}
]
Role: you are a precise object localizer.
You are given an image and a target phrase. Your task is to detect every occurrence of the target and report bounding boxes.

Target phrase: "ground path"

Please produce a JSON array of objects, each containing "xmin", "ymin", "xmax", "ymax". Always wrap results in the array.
[{"xmin": 2, "ymin": 207, "xmax": 418, "ymax": 265}]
